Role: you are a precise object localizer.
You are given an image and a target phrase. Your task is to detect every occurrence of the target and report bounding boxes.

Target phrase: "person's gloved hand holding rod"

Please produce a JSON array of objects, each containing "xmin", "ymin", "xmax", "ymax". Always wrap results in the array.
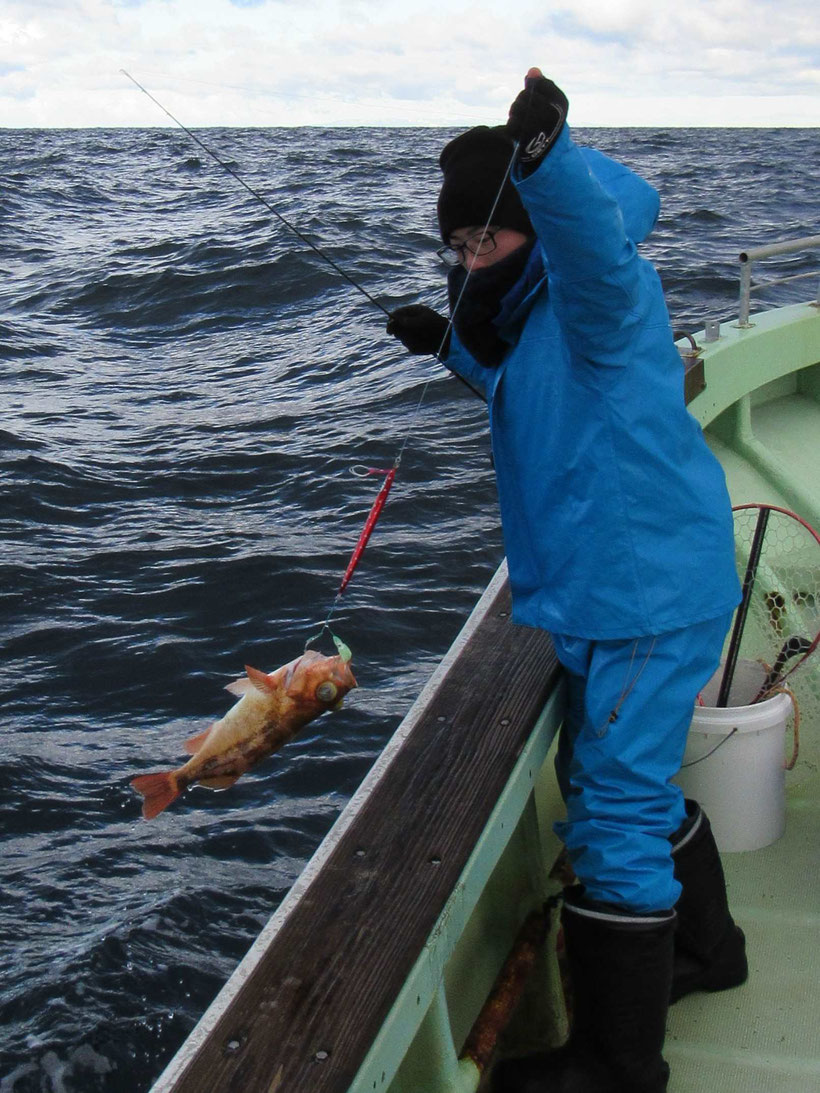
[{"xmin": 385, "ymin": 303, "xmax": 450, "ymax": 359}]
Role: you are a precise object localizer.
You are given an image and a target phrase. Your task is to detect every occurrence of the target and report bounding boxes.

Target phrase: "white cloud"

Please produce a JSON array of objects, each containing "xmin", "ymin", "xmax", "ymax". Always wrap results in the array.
[{"xmin": 0, "ymin": 0, "xmax": 817, "ymax": 127}]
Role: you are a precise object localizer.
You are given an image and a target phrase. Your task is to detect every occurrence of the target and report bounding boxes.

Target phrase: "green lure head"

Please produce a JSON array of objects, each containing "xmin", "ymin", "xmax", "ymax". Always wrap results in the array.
[{"xmin": 333, "ymin": 635, "xmax": 352, "ymax": 663}]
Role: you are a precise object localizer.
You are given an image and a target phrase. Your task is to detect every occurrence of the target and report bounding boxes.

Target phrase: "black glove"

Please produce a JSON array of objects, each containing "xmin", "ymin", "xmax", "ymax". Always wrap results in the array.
[
  {"xmin": 506, "ymin": 74, "xmax": 568, "ymax": 175},
  {"xmin": 386, "ymin": 304, "xmax": 451, "ymax": 359}
]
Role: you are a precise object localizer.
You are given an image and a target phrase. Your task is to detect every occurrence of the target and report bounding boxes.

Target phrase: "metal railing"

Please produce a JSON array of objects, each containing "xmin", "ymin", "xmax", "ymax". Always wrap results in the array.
[{"xmin": 738, "ymin": 234, "xmax": 820, "ymax": 327}]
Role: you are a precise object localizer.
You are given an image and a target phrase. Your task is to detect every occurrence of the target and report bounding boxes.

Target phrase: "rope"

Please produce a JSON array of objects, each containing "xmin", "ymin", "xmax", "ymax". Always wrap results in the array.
[
  {"xmin": 681, "ymin": 681, "xmax": 800, "ymax": 771},
  {"xmin": 762, "ymin": 683, "xmax": 800, "ymax": 770}
]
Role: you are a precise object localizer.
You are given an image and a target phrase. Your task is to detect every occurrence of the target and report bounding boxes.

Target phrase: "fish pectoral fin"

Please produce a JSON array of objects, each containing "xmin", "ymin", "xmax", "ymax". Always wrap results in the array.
[
  {"xmin": 245, "ymin": 664, "xmax": 279, "ymax": 694},
  {"xmin": 225, "ymin": 678, "xmax": 252, "ymax": 697},
  {"xmin": 183, "ymin": 725, "xmax": 216, "ymax": 755},
  {"xmin": 197, "ymin": 773, "xmax": 241, "ymax": 791}
]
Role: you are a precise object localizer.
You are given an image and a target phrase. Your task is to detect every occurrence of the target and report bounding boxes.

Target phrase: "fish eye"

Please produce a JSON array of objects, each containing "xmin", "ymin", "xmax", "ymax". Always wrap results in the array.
[{"xmin": 316, "ymin": 681, "xmax": 338, "ymax": 703}]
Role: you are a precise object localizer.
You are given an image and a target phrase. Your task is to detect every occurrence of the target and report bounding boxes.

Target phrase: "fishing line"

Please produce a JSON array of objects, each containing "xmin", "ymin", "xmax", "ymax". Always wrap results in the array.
[
  {"xmin": 425, "ymin": 138, "xmax": 521, "ymax": 429},
  {"xmin": 123, "ymin": 70, "xmax": 518, "ymax": 648},
  {"xmin": 594, "ymin": 636, "xmax": 657, "ymax": 735},
  {"xmin": 312, "ymin": 139, "xmax": 521, "ymax": 643}
]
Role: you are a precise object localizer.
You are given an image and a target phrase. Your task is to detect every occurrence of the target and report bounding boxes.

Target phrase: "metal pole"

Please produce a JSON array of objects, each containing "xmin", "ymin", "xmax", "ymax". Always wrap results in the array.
[{"xmin": 738, "ymin": 259, "xmax": 753, "ymax": 328}]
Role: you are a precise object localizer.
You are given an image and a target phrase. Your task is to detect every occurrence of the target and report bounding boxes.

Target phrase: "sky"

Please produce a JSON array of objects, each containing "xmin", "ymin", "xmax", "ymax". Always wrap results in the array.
[{"xmin": 1, "ymin": 0, "xmax": 818, "ymax": 128}]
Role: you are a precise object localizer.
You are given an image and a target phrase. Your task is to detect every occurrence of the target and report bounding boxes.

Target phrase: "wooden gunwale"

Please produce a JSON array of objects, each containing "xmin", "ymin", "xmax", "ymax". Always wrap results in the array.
[{"xmin": 150, "ymin": 566, "xmax": 560, "ymax": 1093}]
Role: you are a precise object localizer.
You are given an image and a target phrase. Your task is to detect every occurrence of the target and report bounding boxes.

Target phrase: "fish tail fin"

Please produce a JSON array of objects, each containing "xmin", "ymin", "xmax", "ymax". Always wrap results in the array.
[{"xmin": 130, "ymin": 770, "xmax": 180, "ymax": 820}]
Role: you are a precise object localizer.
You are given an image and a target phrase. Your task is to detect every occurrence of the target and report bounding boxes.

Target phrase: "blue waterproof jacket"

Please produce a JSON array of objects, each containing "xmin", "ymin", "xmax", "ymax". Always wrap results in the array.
[{"xmin": 446, "ymin": 126, "xmax": 741, "ymax": 639}]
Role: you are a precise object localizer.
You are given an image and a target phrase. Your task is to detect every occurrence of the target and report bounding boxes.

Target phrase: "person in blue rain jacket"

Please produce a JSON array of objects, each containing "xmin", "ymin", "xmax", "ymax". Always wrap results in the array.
[{"xmin": 387, "ymin": 70, "xmax": 748, "ymax": 1093}]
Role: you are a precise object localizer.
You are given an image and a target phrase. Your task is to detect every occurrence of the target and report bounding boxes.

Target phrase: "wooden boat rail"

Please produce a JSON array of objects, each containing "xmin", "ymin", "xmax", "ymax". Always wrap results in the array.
[{"xmin": 149, "ymin": 566, "xmax": 562, "ymax": 1093}]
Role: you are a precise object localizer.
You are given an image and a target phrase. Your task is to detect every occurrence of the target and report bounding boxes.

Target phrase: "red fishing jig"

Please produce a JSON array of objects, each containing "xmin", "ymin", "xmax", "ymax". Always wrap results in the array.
[{"xmin": 338, "ymin": 466, "xmax": 397, "ymax": 594}]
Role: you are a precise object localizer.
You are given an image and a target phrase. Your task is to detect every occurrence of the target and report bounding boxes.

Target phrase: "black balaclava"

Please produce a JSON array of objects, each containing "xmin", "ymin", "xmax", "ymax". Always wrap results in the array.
[{"xmin": 438, "ymin": 126, "xmax": 535, "ymax": 367}]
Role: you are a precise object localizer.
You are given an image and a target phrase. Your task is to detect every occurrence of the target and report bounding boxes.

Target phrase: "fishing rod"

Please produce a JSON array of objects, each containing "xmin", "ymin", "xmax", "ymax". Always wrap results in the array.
[
  {"xmin": 122, "ymin": 71, "xmax": 511, "ymax": 640},
  {"xmin": 122, "ymin": 71, "xmax": 486, "ymax": 408},
  {"xmin": 127, "ymin": 70, "xmax": 501, "ymax": 127}
]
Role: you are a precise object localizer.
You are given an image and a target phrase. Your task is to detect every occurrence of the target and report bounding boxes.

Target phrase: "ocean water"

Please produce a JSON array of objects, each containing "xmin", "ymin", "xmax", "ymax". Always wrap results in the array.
[{"xmin": 0, "ymin": 124, "xmax": 817, "ymax": 1092}]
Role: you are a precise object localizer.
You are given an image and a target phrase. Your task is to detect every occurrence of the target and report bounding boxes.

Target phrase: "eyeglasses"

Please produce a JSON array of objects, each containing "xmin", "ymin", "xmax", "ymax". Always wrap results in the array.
[{"xmin": 437, "ymin": 228, "xmax": 499, "ymax": 267}]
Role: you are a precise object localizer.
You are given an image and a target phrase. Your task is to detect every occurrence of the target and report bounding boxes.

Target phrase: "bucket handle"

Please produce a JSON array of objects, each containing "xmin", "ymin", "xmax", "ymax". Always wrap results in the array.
[
  {"xmin": 680, "ymin": 728, "xmax": 739, "ymax": 770},
  {"xmin": 681, "ymin": 686, "xmax": 800, "ymax": 771}
]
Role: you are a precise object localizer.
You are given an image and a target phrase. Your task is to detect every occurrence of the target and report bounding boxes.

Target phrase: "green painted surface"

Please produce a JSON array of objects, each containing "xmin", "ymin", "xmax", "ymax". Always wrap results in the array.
[
  {"xmin": 692, "ymin": 303, "xmax": 820, "ymax": 528},
  {"xmin": 667, "ymin": 790, "xmax": 820, "ymax": 1092}
]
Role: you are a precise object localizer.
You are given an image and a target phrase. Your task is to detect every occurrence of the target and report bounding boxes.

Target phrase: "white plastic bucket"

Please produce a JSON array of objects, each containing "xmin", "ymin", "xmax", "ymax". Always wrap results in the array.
[{"xmin": 674, "ymin": 660, "xmax": 792, "ymax": 852}]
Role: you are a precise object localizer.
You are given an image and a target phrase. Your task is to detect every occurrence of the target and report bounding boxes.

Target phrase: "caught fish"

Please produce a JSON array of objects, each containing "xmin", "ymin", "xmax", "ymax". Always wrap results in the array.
[{"xmin": 131, "ymin": 649, "xmax": 357, "ymax": 819}]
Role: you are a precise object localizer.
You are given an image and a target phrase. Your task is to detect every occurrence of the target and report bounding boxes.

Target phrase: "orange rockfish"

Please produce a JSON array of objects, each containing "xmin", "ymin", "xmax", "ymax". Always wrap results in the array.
[{"xmin": 131, "ymin": 649, "xmax": 357, "ymax": 819}]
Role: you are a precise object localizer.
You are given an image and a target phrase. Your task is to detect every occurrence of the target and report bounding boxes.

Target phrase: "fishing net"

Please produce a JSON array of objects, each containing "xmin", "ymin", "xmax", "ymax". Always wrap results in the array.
[{"xmin": 706, "ymin": 504, "xmax": 820, "ymax": 783}]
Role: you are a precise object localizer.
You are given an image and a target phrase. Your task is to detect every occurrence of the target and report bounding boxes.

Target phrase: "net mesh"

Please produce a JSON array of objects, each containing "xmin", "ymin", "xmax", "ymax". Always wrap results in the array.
[{"xmin": 723, "ymin": 505, "xmax": 820, "ymax": 784}]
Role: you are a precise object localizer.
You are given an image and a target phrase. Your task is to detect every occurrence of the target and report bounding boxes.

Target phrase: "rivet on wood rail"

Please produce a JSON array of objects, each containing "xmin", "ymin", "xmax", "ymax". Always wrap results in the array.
[
  {"xmin": 429, "ymin": 856, "xmax": 442, "ymax": 866},
  {"xmin": 314, "ymin": 1049, "xmax": 330, "ymax": 1062}
]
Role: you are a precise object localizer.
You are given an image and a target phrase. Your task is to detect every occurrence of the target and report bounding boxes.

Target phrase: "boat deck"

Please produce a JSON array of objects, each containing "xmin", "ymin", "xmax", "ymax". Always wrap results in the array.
[{"xmin": 667, "ymin": 779, "xmax": 820, "ymax": 1092}]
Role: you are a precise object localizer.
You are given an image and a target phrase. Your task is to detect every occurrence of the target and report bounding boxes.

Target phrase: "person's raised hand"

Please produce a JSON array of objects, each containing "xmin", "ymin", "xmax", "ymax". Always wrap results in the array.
[{"xmin": 506, "ymin": 69, "xmax": 568, "ymax": 174}]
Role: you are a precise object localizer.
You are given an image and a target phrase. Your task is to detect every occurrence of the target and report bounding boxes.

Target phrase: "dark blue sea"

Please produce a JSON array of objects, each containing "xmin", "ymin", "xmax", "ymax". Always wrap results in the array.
[{"xmin": 1, "ymin": 125, "xmax": 817, "ymax": 1091}]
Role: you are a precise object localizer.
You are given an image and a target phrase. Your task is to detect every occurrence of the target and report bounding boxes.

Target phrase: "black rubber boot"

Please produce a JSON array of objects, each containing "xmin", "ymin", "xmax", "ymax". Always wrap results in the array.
[
  {"xmin": 669, "ymin": 800, "xmax": 748, "ymax": 1003},
  {"xmin": 492, "ymin": 887, "xmax": 675, "ymax": 1093}
]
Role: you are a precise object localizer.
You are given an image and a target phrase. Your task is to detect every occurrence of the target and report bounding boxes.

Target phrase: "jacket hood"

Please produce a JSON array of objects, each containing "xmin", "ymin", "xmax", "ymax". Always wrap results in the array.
[{"xmin": 579, "ymin": 147, "xmax": 660, "ymax": 244}]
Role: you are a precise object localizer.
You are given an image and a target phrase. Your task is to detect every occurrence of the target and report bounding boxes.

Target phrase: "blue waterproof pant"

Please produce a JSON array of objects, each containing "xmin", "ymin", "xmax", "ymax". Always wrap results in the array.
[{"xmin": 551, "ymin": 612, "xmax": 732, "ymax": 913}]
